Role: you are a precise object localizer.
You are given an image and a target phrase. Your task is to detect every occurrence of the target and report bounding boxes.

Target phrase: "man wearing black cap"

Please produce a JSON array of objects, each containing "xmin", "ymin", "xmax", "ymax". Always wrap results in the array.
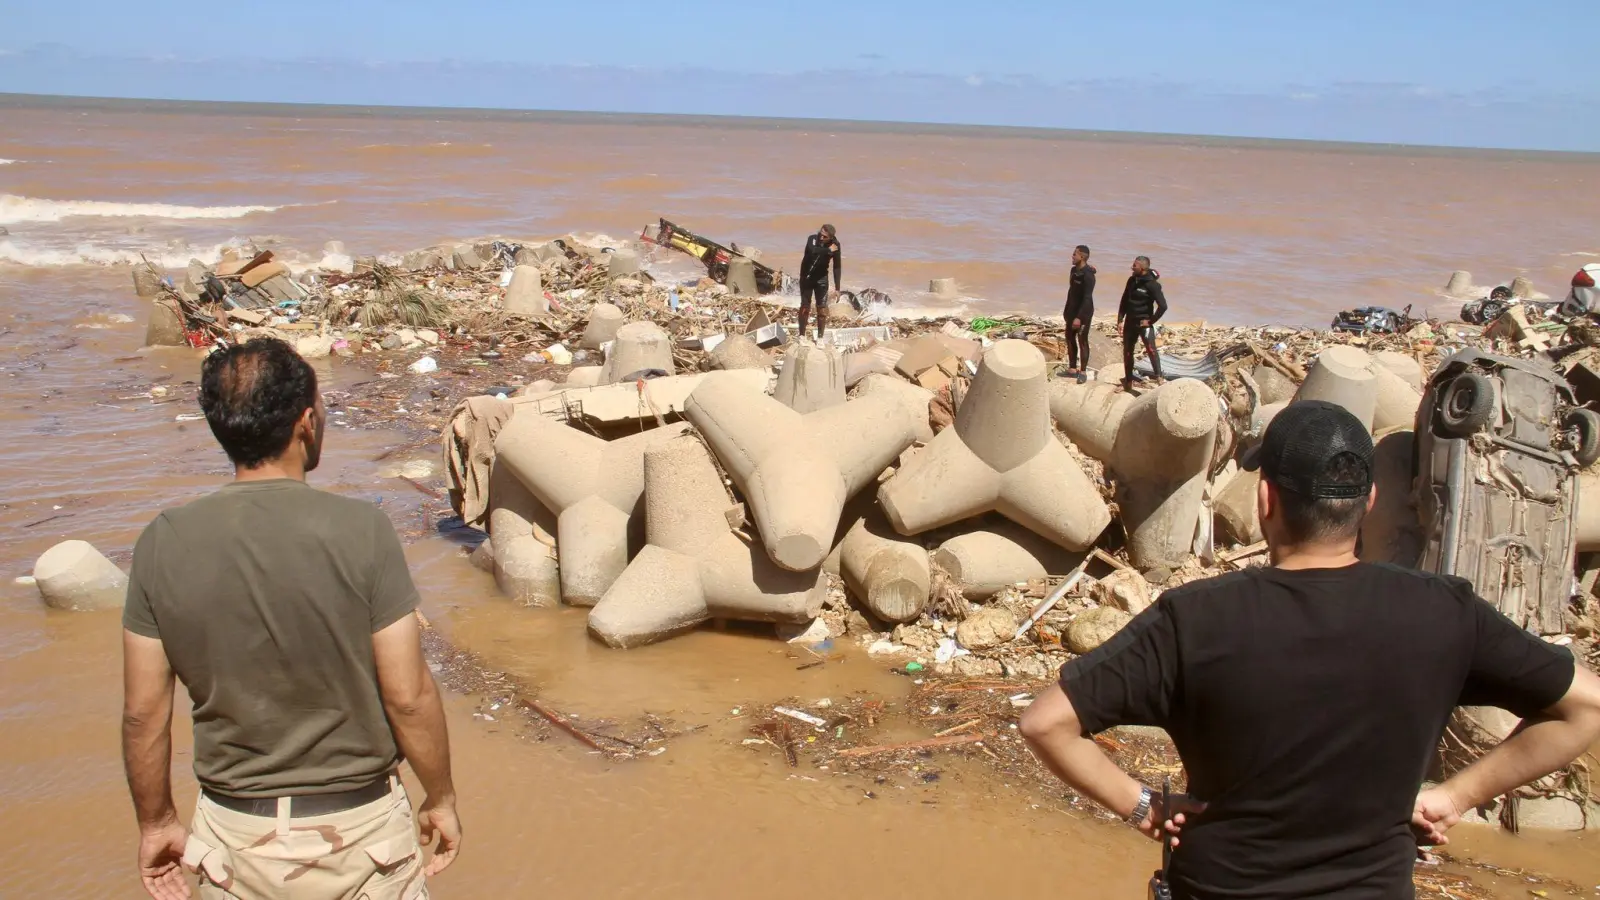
[{"xmin": 1021, "ymin": 401, "xmax": 1600, "ymax": 899}]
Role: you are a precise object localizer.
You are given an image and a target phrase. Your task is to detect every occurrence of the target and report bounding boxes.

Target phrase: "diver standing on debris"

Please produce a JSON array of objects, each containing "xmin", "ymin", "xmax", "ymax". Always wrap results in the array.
[
  {"xmin": 799, "ymin": 224, "xmax": 841, "ymax": 339},
  {"xmin": 1063, "ymin": 244, "xmax": 1096, "ymax": 381},
  {"xmin": 1116, "ymin": 255, "xmax": 1167, "ymax": 391}
]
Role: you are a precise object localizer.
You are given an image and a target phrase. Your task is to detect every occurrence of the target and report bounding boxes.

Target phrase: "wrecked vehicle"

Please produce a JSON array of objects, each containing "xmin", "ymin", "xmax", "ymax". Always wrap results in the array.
[
  {"xmin": 1331, "ymin": 305, "xmax": 1414, "ymax": 334},
  {"xmin": 647, "ymin": 218, "xmax": 785, "ymax": 294},
  {"xmin": 1413, "ymin": 349, "xmax": 1600, "ymax": 633}
]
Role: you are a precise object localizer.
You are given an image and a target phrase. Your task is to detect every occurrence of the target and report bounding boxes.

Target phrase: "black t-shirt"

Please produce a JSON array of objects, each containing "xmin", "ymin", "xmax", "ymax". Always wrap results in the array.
[{"xmin": 1059, "ymin": 562, "xmax": 1575, "ymax": 900}]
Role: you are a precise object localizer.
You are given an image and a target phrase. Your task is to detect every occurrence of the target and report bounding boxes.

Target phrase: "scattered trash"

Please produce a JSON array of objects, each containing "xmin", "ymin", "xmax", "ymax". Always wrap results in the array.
[{"xmin": 408, "ymin": 356, "xmax": 438, "ymax": 374}]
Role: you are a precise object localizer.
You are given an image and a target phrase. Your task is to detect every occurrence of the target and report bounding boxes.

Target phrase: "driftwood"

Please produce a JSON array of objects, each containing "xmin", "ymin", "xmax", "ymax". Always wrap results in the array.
[{"xmin": 836, "ymin": 731, "xmax": 989, "ymax": 758}]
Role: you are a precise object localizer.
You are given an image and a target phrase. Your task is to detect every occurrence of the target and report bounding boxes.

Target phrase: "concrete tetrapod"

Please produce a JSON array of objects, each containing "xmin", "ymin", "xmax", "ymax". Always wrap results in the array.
[
  {"xmin": 1359, "ymin": 430, "xmax": 1423, "ymax": 567},
  {"xmin": 878, "ymin": 340, "xmax": 1112, "ymax": 552},
  {"xmin": 1296, "ymin": 345, "xmax": 1377, "ymax": 431},
  {"xmin": 774, "ymin": 343, "xmax": 846, "ymax": 413},
  {"xmin": 710, "ymin": 333, "xmax": 773, "ymax": 371},
  {"xmin": 600, "ymin": 321, "xmax": 674, "ymax": 383},
  {"xmin": 1048, "ymin": 379, "xmax": 1134, "ymax": 461},
  {"xmin": 495, "ymin": 416, "xmax": 692, "ymax": 606},
  {"xmin": 503, "ymin": 265, "xmax": 547, "ymax": 316},
  {"xmin": 839, "ymin": 514, "xmax": 930, "ymax": 623},
  {"xmin": 931, "ymin": 522, "xmax": 1081, "ymax": 600},
  {"xmin": 687, "ymin": 371, "xmax": 933, "ymax": 572},
  {"xmin": 486, "ymin": 460, "xmax": 561, "ymax": 607},
  {"xmin": 34, "ymin": 540, "xmax": 127, "ymax": 611},
  {"xmin": 578, "ymin": 303, "xmax": 625, "ymax": 349},
  {"xmin": 1110, "ymin": 379, "xmax": 1219, "ymax": 570},
  {"xmin": 589, "ymin": 436, "xmax": 826, "ymax": 649}
]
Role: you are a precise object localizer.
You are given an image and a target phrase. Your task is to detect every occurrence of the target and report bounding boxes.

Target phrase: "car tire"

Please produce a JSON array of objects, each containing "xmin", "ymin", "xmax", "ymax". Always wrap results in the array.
[
  {"xmin": 1565, "ymin": 408, "xmax": 1600, "ymax": 467},
  {"xmin": 1438, "ymin": 372, "xmax": 1497, "ymax": 437}
]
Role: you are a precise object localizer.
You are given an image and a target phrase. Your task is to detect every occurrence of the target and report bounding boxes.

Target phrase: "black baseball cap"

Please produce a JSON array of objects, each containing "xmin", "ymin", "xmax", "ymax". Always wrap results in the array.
[{"xmin": 1242, "ymin": 401, "xmax": 1374, "ymax": 499}]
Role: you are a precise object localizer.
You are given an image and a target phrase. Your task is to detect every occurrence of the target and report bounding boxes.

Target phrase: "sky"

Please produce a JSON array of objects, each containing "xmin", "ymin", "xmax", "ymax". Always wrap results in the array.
[{"xmin": 3, "ymin": 0, "xmax": 1598, "ymax": 151}]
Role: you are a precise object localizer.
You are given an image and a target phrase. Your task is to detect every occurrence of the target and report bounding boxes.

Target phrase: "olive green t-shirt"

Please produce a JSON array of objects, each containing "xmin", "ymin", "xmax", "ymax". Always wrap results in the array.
[{"xmin": 123, "ymin": 479, "xmax": 420, "ymax": 797}]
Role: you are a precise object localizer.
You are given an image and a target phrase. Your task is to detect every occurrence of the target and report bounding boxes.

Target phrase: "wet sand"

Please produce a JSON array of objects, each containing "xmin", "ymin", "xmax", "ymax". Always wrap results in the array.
[{"xmin": 3, "ymin": 104, "xmax": 1600, "ymax": 896}]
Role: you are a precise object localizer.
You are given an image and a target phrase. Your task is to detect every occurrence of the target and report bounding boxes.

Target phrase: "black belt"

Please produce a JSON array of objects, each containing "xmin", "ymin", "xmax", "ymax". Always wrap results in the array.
[{"xmin": 203, "ymin": 773, "xmax": 395, "ymax": 818}]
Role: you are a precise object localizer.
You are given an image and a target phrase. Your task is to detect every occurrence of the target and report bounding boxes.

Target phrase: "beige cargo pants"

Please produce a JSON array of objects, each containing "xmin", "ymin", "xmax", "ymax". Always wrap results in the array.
[{"xmin": 182, "ymin": 778, "xmax": 427, "ymax": 899}]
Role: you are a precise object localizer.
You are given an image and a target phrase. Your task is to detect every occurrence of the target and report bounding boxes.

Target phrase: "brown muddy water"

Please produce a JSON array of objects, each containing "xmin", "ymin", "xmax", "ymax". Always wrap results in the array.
[{"xmin": 2, "ymin": 102, "xmax": 1599, "ymax": 896}]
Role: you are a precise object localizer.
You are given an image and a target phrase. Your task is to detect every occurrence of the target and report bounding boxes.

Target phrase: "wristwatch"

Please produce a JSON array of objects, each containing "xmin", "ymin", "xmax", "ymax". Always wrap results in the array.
[{"xmin": 1126, "ymin": 785, "xmax": 1154, "ymax": 828}]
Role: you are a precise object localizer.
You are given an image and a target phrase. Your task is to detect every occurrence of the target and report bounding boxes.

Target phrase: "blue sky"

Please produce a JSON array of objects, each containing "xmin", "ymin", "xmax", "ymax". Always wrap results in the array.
[{"xmin": 4, "ymin": 0, "xmax": 1597, "ymax": 150}]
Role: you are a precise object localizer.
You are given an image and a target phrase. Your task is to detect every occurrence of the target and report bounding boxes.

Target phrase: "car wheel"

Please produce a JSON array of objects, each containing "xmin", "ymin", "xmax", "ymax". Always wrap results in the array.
[
  {"xmin": 1564, "ymin": 408, "xmax": 1600, "ymax": 467},
  {"xmin": 1438, "ymin": 372, "xmax": 1497, "ymax": 437}
]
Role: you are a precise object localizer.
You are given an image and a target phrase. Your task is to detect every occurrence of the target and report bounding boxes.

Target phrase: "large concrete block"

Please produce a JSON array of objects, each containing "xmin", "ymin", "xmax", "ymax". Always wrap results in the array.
[
  {"xmin": 1296, "ymin": 345, "xmax": 1377, "ymax": 431},
  {"xmin": 1373, "ymin": 351, "xmax": 1425, "ymax": 392},
  {"xmin": 452, "ymin": 244, "xmax": 489, "ymax": 271},
  {"xmin": 144, "ymin": 299, "xmax": 188, "ymax": 347},
  {"xmin": 710, "ymin": 333, "xmax": 772, "ymax": 371},
  {"xmin": 1251, "ymin": 365, "xmax": 1298, "ymax": 405},
  {"xmin": 850, "ymin": 374, "xmax": 934, "ymax": 443},
  {"xmin": 608, "ymin": 248, "xmax": 640, "ymax": 278},
  {"xmin": 600, "ymin": 321, "xmax": 674, "ymax": 383},
  {"xmin": 687, "ymin": 370, "xmax": 932, "ymax": 571},
  {"xmin": 34, "ymin": 540, "xmax": 127, "ymax": 611},
  {"xmin": 503, "ymin": 265, "xmax": 547, "ymax": 316},
  {"xmin": 487, "ymin": 461, "xmax": 561, "ymax": 606},
  {"xmin": 1359, "ymin": 430, "xmax": 1422, "ymax": 566},
  {"xmin": 774, "ymin": 343, "xmax": 846, "ymax": 413},
  {"xmin": 579, "ymin": 303, "xmax": 625, "ymax": 349},
  {"xmin": 132, "ymin": 265, "xmax": 164, "ymax": 298},
  {"xmin": 1049, "ymin": 380, "xmax": 1134, "ymax": 461},
  {"xmin": 726, "ymin": 256, "xmax": 760, "ymax": 296},
  {"xmin": 1368, "ymin": 358, "xmax": 1422, "ymax": 434},
  {"xmin": 588, "ymin": 436, "xmax": 826, "ymax": 649},
  {"xmin": 1111, "ymin": 379, "xmax": 1219, "ymax": 569},
  {"xmin": 495, "ymin": 416, "xmax": 692, "ymax": 606},
  {"xmin": 1213, "ymin": 470, "xmax": 1262, "ymax": 546},
  {"xmin": 878, "ymin": 340, "xmax": 1112, "ymax": 552},
  {"xmin": 1577, "ymin": 468, "xmax": 1600, "ymax": 552},
  {"xmin": 932, "ymin": 522, "xmax": 1081, "ymax": 600},
  {"xmin": 840, "ymin": 514, "xmax": 930, "ymax": 623}
]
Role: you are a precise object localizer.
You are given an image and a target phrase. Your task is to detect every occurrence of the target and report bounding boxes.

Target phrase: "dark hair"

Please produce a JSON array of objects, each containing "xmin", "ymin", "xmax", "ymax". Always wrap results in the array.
[
  {"xmin": 199, "ymin": 338, "xmax": 318, "ymax": 468},
  {"xmin": 820, "ymin": 224, "xmax": 836, "ymax": 239},
  {"xmin": 1076, "ymin": 244, "xmax": 1091, "ymax": 256},
  {"xmin": 1135, "ymin": 255, "xmax": 1151, "ymax": 267},
  {"xmin": 1274, "ymin": 451, "xmax": 1370, "ymax": 542}
]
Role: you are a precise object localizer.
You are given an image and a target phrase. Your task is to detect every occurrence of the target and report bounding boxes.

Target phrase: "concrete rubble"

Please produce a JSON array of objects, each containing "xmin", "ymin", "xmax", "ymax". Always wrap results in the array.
[{"xmin": 33, "ymin": 540, "xmax": 127, "ymax": 611}]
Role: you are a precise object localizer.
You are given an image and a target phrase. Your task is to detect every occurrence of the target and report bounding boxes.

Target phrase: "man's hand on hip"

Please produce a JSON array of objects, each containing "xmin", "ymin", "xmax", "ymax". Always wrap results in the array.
[
  {"xmin": 137, "ymin": 817, "xmax": 192, "ymax": 900},
  {"xmin": 419, "ymin": 798, "xmax": 462, "ymax": 876}
]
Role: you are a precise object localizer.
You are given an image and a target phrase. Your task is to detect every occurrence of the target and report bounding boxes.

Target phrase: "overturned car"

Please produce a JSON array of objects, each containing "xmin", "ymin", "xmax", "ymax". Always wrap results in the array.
[{"xmin": 1413, "ymin": 349, "xmax": 1600, "ymax": 634}]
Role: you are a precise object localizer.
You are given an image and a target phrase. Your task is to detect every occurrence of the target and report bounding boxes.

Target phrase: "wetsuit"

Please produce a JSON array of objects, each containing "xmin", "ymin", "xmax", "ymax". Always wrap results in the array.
[
  {"xmin": 799, "ymin": 232, "xmax": 841, "ymax": 337},
  {"xmin": 1117, "ymin": 270, "xmax": 1168, "ymax": 383},
  {"xmin": 1064, "ymin": 263, "xmax": 1096, "ymax": 370}
]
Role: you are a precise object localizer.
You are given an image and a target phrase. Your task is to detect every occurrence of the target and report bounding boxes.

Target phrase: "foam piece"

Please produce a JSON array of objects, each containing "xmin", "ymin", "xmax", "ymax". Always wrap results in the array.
[
  {"xmin": 600, "ymin": 321, "xmax": 673, "ymax": 383},
  {"xmin": 931, "ymin": 523, "xmax": 1081, "ymax": 600},
  {"xmin": 687, "ymin": 371, "xmax": 932, "ymax": 571},
  {"xmin": 579, "ymin": 303, "xmax": 624, "ymax": 349},
  {"xmin": 1296, "ymin": 345, "xmax": 1377, "ymax": 431},
  {"xmin": 33, "ymin": 540, "xmax": 127, "ymax": 611},
  {"xmin": 774, "ymin": 343, "xmax": 846, "ymax": 413},
  {"xmin": 487, "ymin": 461, "xmax": 561, "ymax": 606},
  {"xmin": 710, "ymin": 333, "xmax": 772, "ymax": 370},
  {"xmin": 1111, "ymin": 379, "xmax": 1219, "ymax": 569},
  {"xmin": 504, "ymin": 265, "xmax": 547, "ymax": 316},
  {"xmin": 495, "ymin": 416, "xmax": 692, "ymax": 606},
  {"xmin": 1048, "ymin": 380, "xmax": 1134, "ymax": 461},
  {"xmin": 588, "ymin": 436, "xmax": 826, "ymax": 648},
  {"xmin": 878, "ymin": 340, "xmax": 1112, "ymax": 551},
  {"xmin": 839, "ymin": 515, "xmax": 930, "ymax": 623}
]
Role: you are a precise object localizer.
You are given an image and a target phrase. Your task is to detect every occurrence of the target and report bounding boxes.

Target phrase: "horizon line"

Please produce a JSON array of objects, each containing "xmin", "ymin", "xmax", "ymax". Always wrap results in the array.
[{"xmin": 3, "ymin": 91, "xmax": 1598, "ymax": 161}]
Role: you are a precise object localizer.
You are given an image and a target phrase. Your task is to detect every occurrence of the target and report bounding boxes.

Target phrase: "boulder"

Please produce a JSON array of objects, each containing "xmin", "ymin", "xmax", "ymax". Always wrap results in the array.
[
  {"xmin": 34, "ymin": 540, "xmax": 127, "ymax": 611},
  {"xmin": 956, "ymin": 606, "xmax": 1019, "ymax": 651},
  {"xmin": 1095, "ymin": 568, "xmax": 1152, "ymax": 616},
  {"xmin": 1067, "ymin": 606, "xmax": 1132, "ymax": 655}
]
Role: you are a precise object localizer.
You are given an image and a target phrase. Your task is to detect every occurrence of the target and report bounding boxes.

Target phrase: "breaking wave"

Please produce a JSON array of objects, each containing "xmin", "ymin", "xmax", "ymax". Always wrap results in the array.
[
  {"xmin": 0, "ymin": 159, "xmax": 17, "ymax": 166},
  {"xmin": 0, "ymin": 193, "xmax": 287, "ymax": 225},
  {"xmin": 0, "ymin": 239, "xmax": 230, "ymax": 269}
]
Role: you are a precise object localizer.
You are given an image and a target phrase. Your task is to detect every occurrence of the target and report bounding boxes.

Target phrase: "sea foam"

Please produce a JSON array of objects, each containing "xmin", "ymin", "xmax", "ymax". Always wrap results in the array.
[
  {"xmin": 0, "ymin": 239, "xmax": 230, "ymax": 268},
  {"xmin": 0, "ymin": 193, "xmax": 285, "ymax": 225}
]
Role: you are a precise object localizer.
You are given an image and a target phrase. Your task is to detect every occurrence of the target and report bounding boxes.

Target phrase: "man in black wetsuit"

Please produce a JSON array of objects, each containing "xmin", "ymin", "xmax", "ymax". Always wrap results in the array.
[
  {"xmin": 1063, "ymin": 244, "xmax": 1096, "ymax": 382},
  {"xmin": 798, "ymin": 224, "xmax": 841, "ymax": 339},
  {"xmin": 1116, "ymin": 255, "xmax": 1168, "ymax": 391}
]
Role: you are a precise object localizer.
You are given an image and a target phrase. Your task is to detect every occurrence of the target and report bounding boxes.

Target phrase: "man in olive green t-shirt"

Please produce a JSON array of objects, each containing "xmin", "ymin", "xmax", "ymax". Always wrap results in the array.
[{"xmin": 121, "ymin": 338, "xmax": 461, "ymax": 900}]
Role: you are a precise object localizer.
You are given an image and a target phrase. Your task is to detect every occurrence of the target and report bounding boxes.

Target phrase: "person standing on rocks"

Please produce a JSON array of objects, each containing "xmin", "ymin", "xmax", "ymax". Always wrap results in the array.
[
  {"xmin": 121, "ymin": 337, "xmax": 461, "ymax": 899},
  {"xmin": 1020, "ymin": 401, "xmax": 1600, "ymax": 900},
  {"xmin": 1116, "ymin": 255, "xmax": 1167, "ymax": 390},
  {"xmin": 798, "ymin": 223, "xmax": 841, "ymax": 339},
  {"xmin": 1063, "ymin": 244, "xmax": 1096, "ymax": 382}
]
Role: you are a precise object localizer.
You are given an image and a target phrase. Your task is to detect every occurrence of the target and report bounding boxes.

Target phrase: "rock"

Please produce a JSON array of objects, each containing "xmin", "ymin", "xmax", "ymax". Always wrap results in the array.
[
  {"xmin": 33, "ymin": 540, "xmax": 127, "ymax": 611},
  {"xmin": 415, "ymin": 328, "xmax": 440, "ymax": 346},
  {"xmin": 956, "ymin": 606, "xmax": 1020, "ymax": 651},
  {"xmin": 893, "ymin": 623, "xmax": 940, "ymax": 651},
  {"xmin": 709, "ymin": 333, "xmax": 772, "ymax": 371},
  {"xmin": 1095, "ymin": 568, "xmax": 1152, "ymax": 615},
  {"xmin": 952, "ymin": 656, "xmax": 1004, "ymax": 678},
  {"xmin": 294, "ymin": 335, "xmax": 335, "ymax": 359},
  {"xmin": 381, "ymin": 332, "xmax": 406, "ymax": 351},
  {"xmin": 1002, "ymin": 655, "xmax": 1050, "ymax": 681},
  {"xmin": 845, "ymin": 610, "xmax": 877, "ymax": 636},
  {"xmin": 1067, "ymin": 606, "xmax": 1132, "ymax": 655}
]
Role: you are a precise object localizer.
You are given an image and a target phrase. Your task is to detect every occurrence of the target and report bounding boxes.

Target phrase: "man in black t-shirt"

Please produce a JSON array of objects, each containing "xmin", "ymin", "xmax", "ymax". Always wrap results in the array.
[{"xmin": 1021, "ymin": 401, "xmax": 1600, "ymax": 900}]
